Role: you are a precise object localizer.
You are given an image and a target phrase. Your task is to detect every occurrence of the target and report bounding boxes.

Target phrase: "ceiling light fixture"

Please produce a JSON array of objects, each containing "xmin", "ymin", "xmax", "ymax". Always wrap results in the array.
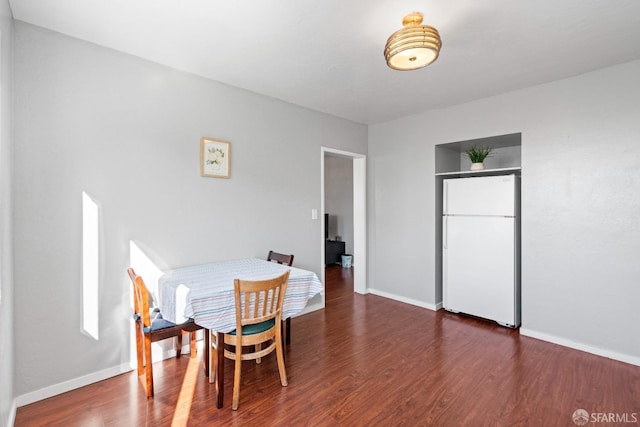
[{"xmin": 384, "ymin": 12, "xmax": 442, "ymax": 71}]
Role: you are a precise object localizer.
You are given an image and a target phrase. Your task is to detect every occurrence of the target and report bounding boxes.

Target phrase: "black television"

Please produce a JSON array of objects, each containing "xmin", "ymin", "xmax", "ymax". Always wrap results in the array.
[{"xmin": 324, "ymin": 213, "xmax": 329, "ymax": 239}]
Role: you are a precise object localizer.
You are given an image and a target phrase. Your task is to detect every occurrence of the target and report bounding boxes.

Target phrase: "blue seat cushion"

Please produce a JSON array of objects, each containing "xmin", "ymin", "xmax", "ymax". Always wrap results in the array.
[
  {"xmin": 228, "ymin": 318, "xmax": 275, "ymax": 336},
  {"xmin": 139, "ymin": 308, "xmax": 177, "ymax": 333}
]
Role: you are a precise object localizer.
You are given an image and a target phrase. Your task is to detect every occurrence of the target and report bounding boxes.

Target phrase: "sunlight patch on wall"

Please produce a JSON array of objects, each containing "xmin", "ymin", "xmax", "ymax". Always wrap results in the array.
[
  {"xmin": 82, "ymin": 192, "xmax": 100, "ymax": 340},
  {"xmin": 129, "ymin": 241, "xmax": 164, "ymax": 307}
]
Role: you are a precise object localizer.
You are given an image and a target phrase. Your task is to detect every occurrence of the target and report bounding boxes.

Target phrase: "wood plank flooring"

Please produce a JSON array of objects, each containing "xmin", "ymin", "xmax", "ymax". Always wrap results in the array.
[{"xmin": 15, "ymin": 266, "xmax": 639, "ymax": 426}]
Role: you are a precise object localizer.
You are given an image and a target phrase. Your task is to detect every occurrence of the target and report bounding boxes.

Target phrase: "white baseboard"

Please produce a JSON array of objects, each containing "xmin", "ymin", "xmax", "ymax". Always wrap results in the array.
[
  {"xmin": 520, "ymin": 328, "xmax": 640, "ymax": 367},
  {"xmin": 16, "ymin": 363, "xmax": 132, "ymax": 407},
  {"xmin": 6, "ymin": 400, "xmax": 16, "ymax": 427},
  {"xmin": 292, "ymin": 300, "xmax": 324, "ymax": 317},
  {"xmin": 367, "ymin": 288, "xmax": 440, "ymax": 311},
  {"xmin": 15, "ymin": 339, "xmax": 205, "ymax": 408}
]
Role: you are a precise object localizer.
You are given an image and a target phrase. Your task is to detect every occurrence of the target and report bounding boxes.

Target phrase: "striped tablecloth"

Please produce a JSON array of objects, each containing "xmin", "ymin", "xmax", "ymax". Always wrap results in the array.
[{"xmin": 158, "ymin": 258, "xmax": 323, "ymax": 333}]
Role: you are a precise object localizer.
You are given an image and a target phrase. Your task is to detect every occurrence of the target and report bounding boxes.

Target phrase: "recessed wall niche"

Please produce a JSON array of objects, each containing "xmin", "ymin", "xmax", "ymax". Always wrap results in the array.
[{"xmin": 435, "ymin": 133, "xmax": 521, "ymax": 176}]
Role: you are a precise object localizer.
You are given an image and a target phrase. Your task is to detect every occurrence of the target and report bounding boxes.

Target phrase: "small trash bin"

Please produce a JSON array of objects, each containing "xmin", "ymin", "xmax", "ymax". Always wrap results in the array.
[{"xmin": 341, "ymin": 254, "xmax": 352, "ymax": 268}]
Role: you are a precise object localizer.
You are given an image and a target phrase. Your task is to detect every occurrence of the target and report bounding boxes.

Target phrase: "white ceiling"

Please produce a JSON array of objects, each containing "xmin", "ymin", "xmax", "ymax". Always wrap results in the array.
[{"xmin": 9, "ymin": 0, "xmax": 640, "ymax": 125}]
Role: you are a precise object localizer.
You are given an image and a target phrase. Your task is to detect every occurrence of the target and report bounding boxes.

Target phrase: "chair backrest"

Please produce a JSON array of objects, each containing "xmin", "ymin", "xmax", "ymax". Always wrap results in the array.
[
  {"xmin": 266, "ymin": 251, "xmax": 294, "ymax": 266},
  {"xmin": 128, "ymin": 268, "xmax": 152, "ymax": 329},
  {"xmin": 233, "ymin": 270, "xmax": 290, "ymax": 329}
]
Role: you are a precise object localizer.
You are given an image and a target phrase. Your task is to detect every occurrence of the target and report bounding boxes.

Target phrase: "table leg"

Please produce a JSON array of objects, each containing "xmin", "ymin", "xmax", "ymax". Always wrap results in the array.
[
  {"xmin": 215, "ymin": 331, "xmax": 224, "ymax": 409},
  {"xmin": 203, "ymin": 331, "xmax": 210, "ymax": 377},
  {"xmin": 285, "ymin": 317, "xmax": 291, "ymax": 345},
  {"xmin": 281, "ymin": 317, "xmax": 291, "ymax": 364},
  {"xmin": 281, "ymin": 318, "xmax": 287, "ymax": 351}
]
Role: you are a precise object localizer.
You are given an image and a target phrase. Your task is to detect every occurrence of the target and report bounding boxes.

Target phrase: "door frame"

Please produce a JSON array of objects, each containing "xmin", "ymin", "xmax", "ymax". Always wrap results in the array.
[{"xmin": 321, "ymin": 147, "xmax": 366, "ymax": 294}]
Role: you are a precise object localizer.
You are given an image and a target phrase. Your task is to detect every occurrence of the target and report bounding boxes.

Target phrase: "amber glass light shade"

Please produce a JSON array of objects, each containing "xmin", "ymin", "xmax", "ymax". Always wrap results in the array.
[{"xmin": 384, "ymin": 12, "xmax": 442, "ymax": 71}]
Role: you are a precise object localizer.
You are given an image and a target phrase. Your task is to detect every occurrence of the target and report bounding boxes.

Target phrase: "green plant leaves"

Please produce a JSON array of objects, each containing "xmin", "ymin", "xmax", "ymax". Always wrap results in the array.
[{"xmin": 465, "ymin": 146, "xmax": 492, "ymax": 163}]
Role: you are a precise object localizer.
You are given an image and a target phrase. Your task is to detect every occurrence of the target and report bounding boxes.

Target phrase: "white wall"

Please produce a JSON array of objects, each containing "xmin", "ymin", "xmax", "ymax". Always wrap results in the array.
[
  {"xmin": 324, "ymin": 155, "xmax": 354, "ymax": 254},
  {"xmin": 13, "ymin": 22, "xmax": 367, "ymax": 401},
  {"xmin": 368, "ymin": 60, "xmax": 640, "ymax": 365},
  {"xmin": 0, "ymin": 1, "xmax": 13, "ymax": 425}
]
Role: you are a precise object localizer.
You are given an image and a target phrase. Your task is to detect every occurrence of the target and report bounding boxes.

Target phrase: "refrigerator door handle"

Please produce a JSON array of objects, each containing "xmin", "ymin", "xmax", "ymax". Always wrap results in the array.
[
  {"xmin": 443, "ymin": 181, "xmax": 448, "ymax": 215},
  {"xmin": 443, "ymin": 216, "xmax": 448, "ymax": 249}
]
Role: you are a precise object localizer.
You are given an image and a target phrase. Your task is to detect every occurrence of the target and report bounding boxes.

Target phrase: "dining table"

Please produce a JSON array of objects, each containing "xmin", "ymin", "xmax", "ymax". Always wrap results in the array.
[{"xmin": 157, "ymin": 257, "xmax": 323, "ymax": 408}]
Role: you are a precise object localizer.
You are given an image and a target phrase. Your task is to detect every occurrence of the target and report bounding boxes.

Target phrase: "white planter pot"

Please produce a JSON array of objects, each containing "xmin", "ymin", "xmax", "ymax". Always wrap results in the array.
[{"xmin": 470, "ymin": 162, "xmax": 484, "ymax": 170}]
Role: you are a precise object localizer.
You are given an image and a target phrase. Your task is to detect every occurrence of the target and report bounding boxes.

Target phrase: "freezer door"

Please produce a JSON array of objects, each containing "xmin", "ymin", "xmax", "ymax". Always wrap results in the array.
[
  {"xmin": 443, "ymin": 216, "xmax": 516, "ymax": 326},
  {"xmin": 443, "ymin": 175, "xmax": 516, "ymax": 216}
]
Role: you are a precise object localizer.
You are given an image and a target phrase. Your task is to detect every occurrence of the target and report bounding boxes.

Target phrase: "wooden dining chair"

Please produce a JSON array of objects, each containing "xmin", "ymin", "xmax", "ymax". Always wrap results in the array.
[
  {"xmin": 209, "ymin": 270, "xmax": 290, "ymax": 410},
  {"xmin": 267, "ymin": 250, "xmax": 294, "ymax": 266},
  {"xmin": 266, "ymin": 250, "xmax": 294, "ymax": 344},
  {"xmin": 128, "ymin": 268, "xmax": 203, "ymax": 398}
]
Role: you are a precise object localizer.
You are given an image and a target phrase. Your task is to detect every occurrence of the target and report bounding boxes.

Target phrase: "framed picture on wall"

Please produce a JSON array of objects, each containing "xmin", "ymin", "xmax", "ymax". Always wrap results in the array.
[{"xmin": 200, "ymin": 137, "xmax": 230, "ymax": 178}]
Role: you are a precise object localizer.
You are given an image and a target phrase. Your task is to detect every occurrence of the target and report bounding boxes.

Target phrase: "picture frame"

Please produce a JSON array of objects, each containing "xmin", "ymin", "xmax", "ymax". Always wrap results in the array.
[{"xmin": 200, "ymin": 137, "xmax": 230, "ymax": 178}]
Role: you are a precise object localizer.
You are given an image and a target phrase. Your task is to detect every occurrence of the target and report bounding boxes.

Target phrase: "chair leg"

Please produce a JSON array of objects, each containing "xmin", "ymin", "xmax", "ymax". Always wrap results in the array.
[
  {"xmin": 189, "ymin": 331, "xmax": 197, "ymax": 358},
  {"xmin": 176, "ymin": 334, "xmax": 183, "ymax": 358},
  {"xmin": 204, "ymin": 331, "xmax": 210, "ymax": 376},
  {"xmin": 231, "ymin": 344, "xmax": 243, "ymax": 410},
  {"xmin": 275, "ymin": 327, "xmax": 288, "ymax": 387},
  {"xmin": 143, "ymin": 335, "xmax": 154, "ymax": 398},
  {"xmin": 255, "ymin": 343, "xmax": 262, "ymax": 364},
  {"xmin": 208, "ymin": 331, "xmax": 216, "ymax": 384},
  {"xmin": 134, "ymin": 323, "xmax": 145, "ymax": 377}
]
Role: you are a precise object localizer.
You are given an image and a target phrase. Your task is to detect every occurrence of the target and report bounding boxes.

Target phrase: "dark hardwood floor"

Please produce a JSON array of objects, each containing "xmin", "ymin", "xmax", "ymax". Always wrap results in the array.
[{"xmin": 15, "ymin": 266, "xmax": 639, "ymax": 426}]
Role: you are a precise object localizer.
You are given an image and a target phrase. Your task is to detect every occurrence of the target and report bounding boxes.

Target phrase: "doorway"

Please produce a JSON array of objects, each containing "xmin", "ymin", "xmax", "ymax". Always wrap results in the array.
[{"xmin": 321, "ymin": 147, "xmax": 366, "ymax": 295}]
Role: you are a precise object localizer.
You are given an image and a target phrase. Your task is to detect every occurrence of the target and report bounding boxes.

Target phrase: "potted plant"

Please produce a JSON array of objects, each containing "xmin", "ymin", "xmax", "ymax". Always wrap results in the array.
[{"xmin": 465, "ymin": 146, "xmax": 492, "ymax": 170}]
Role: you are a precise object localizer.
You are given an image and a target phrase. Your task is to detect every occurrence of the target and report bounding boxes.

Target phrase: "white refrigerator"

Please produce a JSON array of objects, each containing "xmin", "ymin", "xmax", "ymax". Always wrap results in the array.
[{"xmin": 442, "ymin": 174, "xmax": 520, "ymax": 327}]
